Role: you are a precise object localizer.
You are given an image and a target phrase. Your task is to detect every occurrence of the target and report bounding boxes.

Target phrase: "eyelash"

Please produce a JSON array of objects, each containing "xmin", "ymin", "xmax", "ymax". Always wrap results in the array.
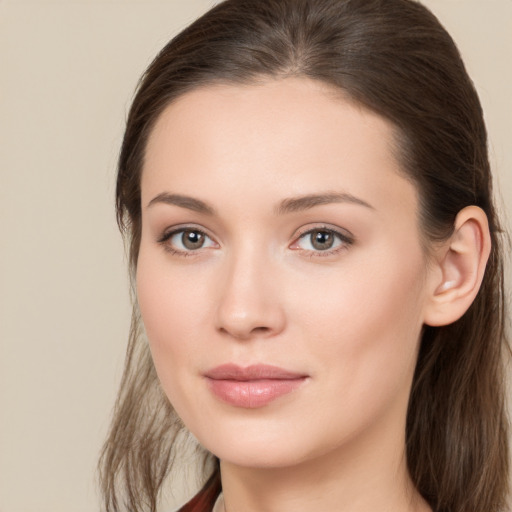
[
  {"xmin": 157, "ymin": 225, "xmax": 354, "ymax": 258},
  {"xmin": 157, "ymin": 226, "xmax": 215, "ymax": 257},
  {"xmin": 292, "ymin": 226, "xmax": 354, "ymax": 257}
]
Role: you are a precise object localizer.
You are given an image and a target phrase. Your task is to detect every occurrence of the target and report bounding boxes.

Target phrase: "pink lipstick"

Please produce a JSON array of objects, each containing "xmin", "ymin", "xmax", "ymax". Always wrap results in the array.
[{"xmin": 204, "ymin": 364, "xmax": 308, "ymax": 408}]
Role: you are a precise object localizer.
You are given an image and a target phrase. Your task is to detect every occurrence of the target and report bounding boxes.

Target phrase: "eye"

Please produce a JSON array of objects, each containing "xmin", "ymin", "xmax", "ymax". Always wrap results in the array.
[
  {"xmin": 290, "ymin": 227, "xmax": 353, "ymax": 254},
  {"xmin": 159, "ymin": 228, "xmax": 218, "ymax": 254}
]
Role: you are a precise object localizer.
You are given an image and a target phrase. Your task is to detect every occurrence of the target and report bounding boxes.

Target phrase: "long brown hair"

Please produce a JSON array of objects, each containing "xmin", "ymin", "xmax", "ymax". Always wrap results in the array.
[{"xmin": 99, "ymin": 1, "xmax": 510, "ymax": 510}]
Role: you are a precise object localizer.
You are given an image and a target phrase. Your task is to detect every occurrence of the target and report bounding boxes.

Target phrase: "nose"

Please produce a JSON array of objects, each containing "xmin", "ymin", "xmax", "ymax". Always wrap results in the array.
[{"xmin": 214, "ymin": 249, "xmax": 286, "ymax": 341}]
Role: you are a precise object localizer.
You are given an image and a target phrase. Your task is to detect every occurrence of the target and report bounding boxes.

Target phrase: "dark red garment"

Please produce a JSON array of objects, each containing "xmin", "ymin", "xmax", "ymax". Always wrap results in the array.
[{"xmin": 177, "ymin": 471, "xmax": 222, "ymax": 512}]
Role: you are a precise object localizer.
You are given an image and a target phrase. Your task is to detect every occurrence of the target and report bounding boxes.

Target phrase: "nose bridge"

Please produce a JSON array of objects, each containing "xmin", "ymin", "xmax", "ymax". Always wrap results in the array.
[{"xmin": 215, "ymin": 240, "xmax": 285, "ymax": 339}]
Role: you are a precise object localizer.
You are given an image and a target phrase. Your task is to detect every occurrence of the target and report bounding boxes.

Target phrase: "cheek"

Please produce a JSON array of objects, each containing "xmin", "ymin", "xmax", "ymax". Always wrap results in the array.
[
  {"xmin": 135, "ymin": 257, "xmax": 208, "ymax": 439},
  {"xmin": 291, "ymin": 246, "xmax": 427, "ymax": 403},
  {"xmin": 136, "ymin": 249, "xmax": 200, "ymax": 377}
]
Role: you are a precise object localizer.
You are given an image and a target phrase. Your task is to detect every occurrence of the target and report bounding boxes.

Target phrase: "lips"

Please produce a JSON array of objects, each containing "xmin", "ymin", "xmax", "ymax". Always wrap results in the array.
[{"xmin": 204, "ymin": 364, "xmax": 308, "ymax": 408}]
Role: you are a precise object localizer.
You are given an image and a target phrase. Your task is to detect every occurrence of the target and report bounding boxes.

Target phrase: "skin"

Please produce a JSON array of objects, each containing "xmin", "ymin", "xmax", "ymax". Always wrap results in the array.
[{"xmin": 136, "ymin": 77, "xmax": 444, "ymax": 512}]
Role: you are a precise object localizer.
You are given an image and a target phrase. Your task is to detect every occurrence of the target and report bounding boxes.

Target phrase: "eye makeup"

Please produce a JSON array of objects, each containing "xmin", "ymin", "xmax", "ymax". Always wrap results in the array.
[{"xmin": 156, "ymin": 222, "xmax": 355, "ymax": 259}]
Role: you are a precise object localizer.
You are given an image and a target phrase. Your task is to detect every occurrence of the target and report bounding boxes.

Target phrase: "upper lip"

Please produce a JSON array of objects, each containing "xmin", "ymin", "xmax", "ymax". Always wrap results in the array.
[{"xmin": 204, "ymin": 364, "xmax": 307, "ymax": 381}]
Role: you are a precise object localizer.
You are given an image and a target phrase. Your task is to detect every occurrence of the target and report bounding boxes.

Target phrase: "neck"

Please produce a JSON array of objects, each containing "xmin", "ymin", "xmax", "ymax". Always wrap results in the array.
[{"xmin": 219, "ymin": 406, "xmax": 431, "ymax": 512}]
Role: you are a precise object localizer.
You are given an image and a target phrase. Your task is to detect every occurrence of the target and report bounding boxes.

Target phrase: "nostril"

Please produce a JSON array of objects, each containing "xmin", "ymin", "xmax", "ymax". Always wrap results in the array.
[
  {"xmin": 252, "ymin": 326, "xmax": 271, "ymax": 334},
  {"xmin": 217, "ymin": 324, "xmax": 273, "ymax": 340}
]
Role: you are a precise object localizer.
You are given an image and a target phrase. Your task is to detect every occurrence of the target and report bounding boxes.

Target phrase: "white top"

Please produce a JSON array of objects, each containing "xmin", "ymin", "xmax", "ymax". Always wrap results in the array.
[
  {"xmin": 212, "ymin": 493, "xmax": 224, "ymax": 512},
  {"xmin": 171, "ymin": 492, "xmax": 224, "ymax": 512}
]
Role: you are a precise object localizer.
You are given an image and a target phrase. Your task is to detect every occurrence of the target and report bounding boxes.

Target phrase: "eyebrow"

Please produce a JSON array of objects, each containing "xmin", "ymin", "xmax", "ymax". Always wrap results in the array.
[
  {"xmin": 147, "ymin": 193, "xmax": 216, "ymax": 215},
  {"xmin": 146, "ymin": 191, "xmax": 374, "ymax": 215},
  {"xmin": 276, "ymin": 192, "xmax": 374, "ymax": 215}
]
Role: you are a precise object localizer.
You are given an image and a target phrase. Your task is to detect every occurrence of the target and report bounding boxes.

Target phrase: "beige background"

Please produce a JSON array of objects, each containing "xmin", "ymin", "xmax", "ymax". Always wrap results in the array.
[{"xmin": 1, "ymin": 1, "xmax": 510, "ymax": 511}]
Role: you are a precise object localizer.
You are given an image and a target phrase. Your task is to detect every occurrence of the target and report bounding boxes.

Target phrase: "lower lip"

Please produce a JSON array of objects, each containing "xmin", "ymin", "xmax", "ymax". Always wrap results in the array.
[{"xmin": 206, "ymin": 378, "xmax": 306, "ymax": 408}]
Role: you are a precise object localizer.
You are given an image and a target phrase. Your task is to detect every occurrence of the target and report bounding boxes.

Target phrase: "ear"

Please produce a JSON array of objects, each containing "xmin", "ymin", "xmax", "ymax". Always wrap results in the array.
[{"xmin": 423, "ymin": 206, "xmax": 491, "ymax": 327}]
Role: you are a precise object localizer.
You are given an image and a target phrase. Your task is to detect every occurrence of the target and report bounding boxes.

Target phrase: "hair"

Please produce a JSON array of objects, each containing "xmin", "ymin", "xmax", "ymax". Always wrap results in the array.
[{"xmin": 98, "ymin": 0, "xmax": 510, "ymax": 511}]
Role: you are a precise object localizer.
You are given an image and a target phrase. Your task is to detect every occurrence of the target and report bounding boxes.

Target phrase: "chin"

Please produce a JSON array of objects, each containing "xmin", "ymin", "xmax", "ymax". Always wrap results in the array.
[
  {"xmin": 189, "ymin": 418, "xmax": 324, "ymax": 470},
  {"xmin": 212, "ymin": 443, "xmax": 305, "ymax": 469}
]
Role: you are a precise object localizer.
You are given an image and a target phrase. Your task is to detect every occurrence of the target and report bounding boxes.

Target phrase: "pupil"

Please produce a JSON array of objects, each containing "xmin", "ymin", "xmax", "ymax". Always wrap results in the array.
[
  {"xmin": 183, "ymin": 230, "xmax": 204, "ymax": 249},
  {"xmin": 312, "ymin": 230, "xmax": 333, "ymax": 250}
]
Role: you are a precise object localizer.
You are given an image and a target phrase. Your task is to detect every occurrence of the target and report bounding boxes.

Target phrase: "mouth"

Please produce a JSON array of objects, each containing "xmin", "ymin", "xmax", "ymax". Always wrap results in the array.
[{"xmin": 204, "ymin": 364, "xmax": 309, "ymax": 408}]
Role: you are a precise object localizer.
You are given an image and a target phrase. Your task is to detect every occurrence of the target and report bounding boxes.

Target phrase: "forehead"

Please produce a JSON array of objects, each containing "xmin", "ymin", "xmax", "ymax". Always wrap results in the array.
[
  {"xmin": 141, "ymin": 77, "xmax": 417, "ymax": 219},
  {"xmin": 145, "ymin": 77, "xmax": 394, "ymax": 165}
]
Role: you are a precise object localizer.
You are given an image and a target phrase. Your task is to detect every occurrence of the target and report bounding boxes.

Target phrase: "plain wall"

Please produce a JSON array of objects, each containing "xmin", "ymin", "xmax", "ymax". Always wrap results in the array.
[{"xmin": 1, "ymin": 1, "xmax": 510, "ymax": 511}]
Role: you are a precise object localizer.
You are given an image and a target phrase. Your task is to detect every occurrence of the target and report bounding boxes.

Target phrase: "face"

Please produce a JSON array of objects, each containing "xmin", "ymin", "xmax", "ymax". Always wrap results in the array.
[{"xmin": 137, "ymin": 77, "xmax": 433, "ymax": 469}]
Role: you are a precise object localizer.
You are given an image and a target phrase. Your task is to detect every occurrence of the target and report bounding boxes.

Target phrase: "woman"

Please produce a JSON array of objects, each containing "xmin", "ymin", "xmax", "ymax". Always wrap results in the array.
[{"xmin": 99, "ymin": 0, "xmax": 509, "ymax": 511}]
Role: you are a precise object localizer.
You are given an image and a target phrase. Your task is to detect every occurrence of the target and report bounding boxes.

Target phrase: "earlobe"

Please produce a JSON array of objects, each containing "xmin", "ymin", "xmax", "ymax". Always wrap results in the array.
[{"xmin": 423, "ymin": 206, "xmax": 491, "ymax": 327}]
